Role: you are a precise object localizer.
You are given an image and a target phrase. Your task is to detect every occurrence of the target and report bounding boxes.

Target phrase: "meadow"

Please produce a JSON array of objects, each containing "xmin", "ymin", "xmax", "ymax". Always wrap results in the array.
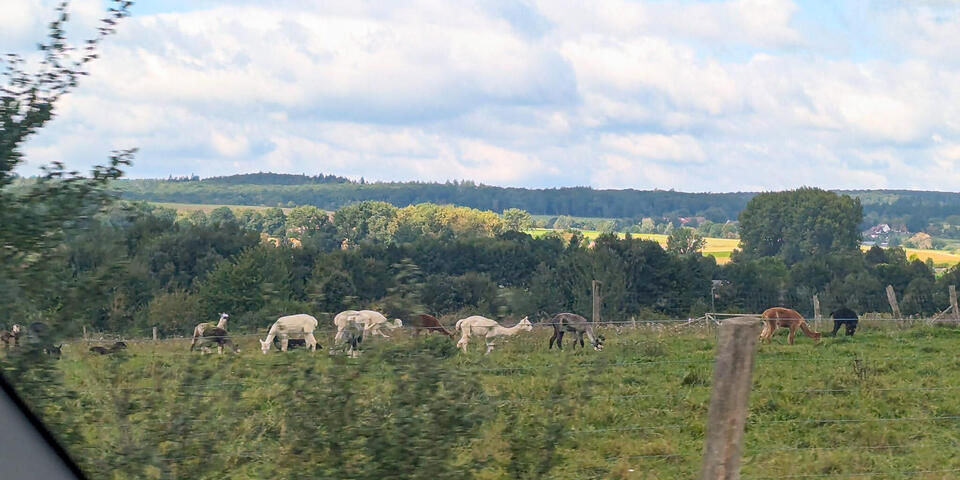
[{"xmin": 26, "ymin": 320, "xmax": 960, "ymax": 479}]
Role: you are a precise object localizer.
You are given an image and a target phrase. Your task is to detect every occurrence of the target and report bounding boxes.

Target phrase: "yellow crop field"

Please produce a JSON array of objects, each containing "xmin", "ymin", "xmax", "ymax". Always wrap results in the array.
[{"xmin": 526, "ymin": 228, "xmax": 738, "ymax": 264}]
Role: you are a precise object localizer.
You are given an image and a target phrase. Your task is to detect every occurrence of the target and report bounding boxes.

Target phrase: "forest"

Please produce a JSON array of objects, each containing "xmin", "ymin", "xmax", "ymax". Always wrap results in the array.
[
  {"xmin": 5, "ymin": 190, "xmax": 958, "ymax": 341},
  {"xmin": 108, "ymin": 173, "xmax": 960, "ymax": 236}
]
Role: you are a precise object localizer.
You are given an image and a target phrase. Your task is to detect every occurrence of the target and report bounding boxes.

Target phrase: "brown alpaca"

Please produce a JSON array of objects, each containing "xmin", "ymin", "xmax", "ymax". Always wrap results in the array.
[
  {"xmin": 759, "ymin": 307, "xmax": 821, "ymax": 345},
  {"xmin": 410, "ymin": 314, "xmax": 454, "ymax": 338}
]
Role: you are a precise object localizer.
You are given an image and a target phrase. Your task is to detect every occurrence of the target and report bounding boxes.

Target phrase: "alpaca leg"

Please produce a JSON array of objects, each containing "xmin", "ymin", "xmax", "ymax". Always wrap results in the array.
[
  {"xmin": 556, "ymin": 331, "xmax": 564, "ymax": 350},
  {"xmin": 485, "ymin": 340, "xmax": 495, "ymax": 355},
  {"xmin": 306, "ymin": 333, "xmax": 318, "ymax": 351},
  {"xmin": 788, "ymin": 326, "xmax": 796, "ymax": 345},
  {"xmin": 457, "ymin": 334, "xmax": 469, "ymax": 353},
  {"xmin": 578, "ymin": 332, "xmax": 585, "ymax": 349},
  {"xmin": 217, "ymin": 344, "xmax": 224, "ymax": 355},
  {"xmin": 759, "ymin": 322, "xmax": 770, "ymax": 342},
  {"xmin": 831, "ymin": 321, "xmax": 841, "ymax": 337},
  {"xmin": 281, "ymin": 337, "xmax": 289, "ymax": 352},
  {"xmin": 549, "ymin": 329, "xmax": 559, "ymax": 349}
]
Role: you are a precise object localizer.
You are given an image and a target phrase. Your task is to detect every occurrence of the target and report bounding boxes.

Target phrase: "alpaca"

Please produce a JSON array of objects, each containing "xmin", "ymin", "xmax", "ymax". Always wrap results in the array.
[
  {"xmin": 259, "ymin": 314, "xmax": 319, "ymax": 354},
  {"xmin": 190, "ymin": 313, "xmax": 229, "ymax": 351},
  {"xmin": 196, "ymin": 327, "xmax": 240, "ymax": 355},
  {"xmin": 273, "ymin": 337, "xmax": 312, "ymax": 350},
  {"xmin": 830, "ymin": 307, "xmax": 859, "ymax": 337},
  {"xmin": 455, "ymin": 316, "xmax": 533, "ymax": 354},
  {"xmin": 333, "ymin": 310, "xmax": 402, "ymax": 344},
  {"xmin": 409, "ymin": 314, "xmax": 453, "ymax": 338},
  {"xmin": 90, "ymin": 341, "xmax": 128, "ymax": 355},
  {"xmin": 26, "ymin": 322, "xmax": 61, "ymax": 357},
  {"xmin": 759, "ymin": 307, "xmax": 821, "ymax": 345},
  {"xmin": 46, "ymin": 344, "xmax": 63, "ymax": 359},
  {"xmin": 547, "ymin": 313, "xmax": 604, "ymax": 351},
  {"xmin": 332, "ymin": 311, "xmax": 366, "ymax": 357},
  {"xmin": 0, "ymin": 324, "xmax": 21, "ymax": 348}
]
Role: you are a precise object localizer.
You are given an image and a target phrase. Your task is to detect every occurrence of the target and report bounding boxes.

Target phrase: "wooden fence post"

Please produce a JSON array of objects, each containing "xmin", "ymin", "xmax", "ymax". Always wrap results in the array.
[
  {"xmin": 82, "ymin": 326, "xmax": 87, "ymax": 341},
  {"xmin": 152, "ymin": 327, "xmax": 158, "ymax": 341},
  {"xmin": 700, "ymin": 317, "xmax": 762, "ymax": 480},
  {"xmin": 886, "ymin": 285, "xmax": 901, "ymax": 319},
  {"xmin": 950, "ymin": 285, "xmax": 959, "ymax": 322},
  {"xmin": 812, "ymin": 294, "xmax": 821, "ymax": 331},
  {"xmin": 592, "ymin": 280, "xmax": 601, "ymax": 328}
]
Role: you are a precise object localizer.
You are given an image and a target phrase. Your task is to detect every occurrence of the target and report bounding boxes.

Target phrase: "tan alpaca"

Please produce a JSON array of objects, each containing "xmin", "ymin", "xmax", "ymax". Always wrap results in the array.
[
  {"xmin": 759, "ymin": 307, "xmax": 821, "ymax": 345},
  {"xmin": 455, "ymin": 316, "xmax": 533, "ymax": 355}
]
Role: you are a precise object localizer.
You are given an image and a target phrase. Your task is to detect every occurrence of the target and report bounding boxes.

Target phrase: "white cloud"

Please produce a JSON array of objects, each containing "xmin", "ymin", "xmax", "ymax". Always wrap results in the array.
[{"xmin": 10, "ymin": 0, "xmax": 960, "ymax": 192}]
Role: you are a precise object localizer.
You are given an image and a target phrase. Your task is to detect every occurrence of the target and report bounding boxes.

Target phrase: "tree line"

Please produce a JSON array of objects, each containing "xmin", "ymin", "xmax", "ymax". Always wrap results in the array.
[{"xmin": 108, "ymin": 174, "xmax": 960, "ymax": 237}]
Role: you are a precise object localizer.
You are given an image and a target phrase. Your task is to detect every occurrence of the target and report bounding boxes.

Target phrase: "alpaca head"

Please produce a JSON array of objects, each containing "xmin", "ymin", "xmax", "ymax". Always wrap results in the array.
[
  {"xmin": 11, "ymin": 324, "xmax": 20, "ymax": 335},
  {"xmin": 259, "ymin": 338, "xmax": 272, "ymax": 354},
  {"xmin": 392, "ymin": 319, "xmax": 403, "ymax": 329},
  {"xmin": 593, "ymin": 334, "xmax": 605, "ymax": 351},
  {"xmin": 517, "ymin": 317, "xmax": 533, "ymax": 331},
  {"xmin": 220, "ymin": 312, "xmax": 229, "ymax": 320}
]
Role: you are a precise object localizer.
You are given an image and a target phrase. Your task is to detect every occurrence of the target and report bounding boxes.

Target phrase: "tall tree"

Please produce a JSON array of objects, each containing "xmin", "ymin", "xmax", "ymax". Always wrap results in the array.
[
  {"xmin": 666, "ymin": 227, "xmax": 705, "ymax": 256},
  {"xmin": 738, "ymin": 187, "xmax": 862, "ymax": 265},
  {"xmin": 1, "ymin": 0, "xmax": 135, "ymax": 322}
]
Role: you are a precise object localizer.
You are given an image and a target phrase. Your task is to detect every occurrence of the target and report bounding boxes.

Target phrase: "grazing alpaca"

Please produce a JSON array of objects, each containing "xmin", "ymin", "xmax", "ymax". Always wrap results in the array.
[
  {"xmin": 455, "ymin": 316, "xmax": 533, "ymax": 354},
  {"xmin": 759, "ymin": 307, "xmax": 821, "ymax": 345},
  {"xmin": 89, "ymin": 341, "xmax": 127, "ymax": 355},
  {"xmin": 259, "ymin": 314, "xmax": 319, "ymax": 354},
  {"xmin": 190, "ymin": 313, "xmax": 229, "ymax": 351},
  {"xmin": 46, "ymin": 344, "xmax": 63, "ymax": 359},
  {"xmin": 830, "ymin": 307, "xmax": 859, "ymax": 337},
  {"xmin": 333, "ymin": 310, "xmax": 402, "ymax": 342},
  {"xmin": 0, "ymin": 324, "xmax": 21, "ymax": 348},
  {"xmin": 195, "ymin": 327, "xmax": 240, "ymax": 354},
  {"xmin": 410, "ymin": 314, "xmax": 453, "ymax": 338},
  {"xmin": 548, "ymin": 313, "xmax": 604, "ymax": 351},
  {"xmin": 332, "ymin": 311, "xmax": 366, "ymax": 357},
  {"xmin": 26, "ymin": 322, "xmax": 62, "ymax": 357}
]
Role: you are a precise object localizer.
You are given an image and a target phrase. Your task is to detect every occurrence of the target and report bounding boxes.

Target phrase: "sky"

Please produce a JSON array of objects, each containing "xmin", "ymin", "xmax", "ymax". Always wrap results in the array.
[{"xmin": 4, "ymin": 0, "xmax": 960, "ymax": 192}]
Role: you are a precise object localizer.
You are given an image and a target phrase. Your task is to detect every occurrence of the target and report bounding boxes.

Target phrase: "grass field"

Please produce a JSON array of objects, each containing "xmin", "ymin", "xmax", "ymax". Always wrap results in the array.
[{"xmin": 19, "ymin": 321, "xmax": 960, "ymax": 479}]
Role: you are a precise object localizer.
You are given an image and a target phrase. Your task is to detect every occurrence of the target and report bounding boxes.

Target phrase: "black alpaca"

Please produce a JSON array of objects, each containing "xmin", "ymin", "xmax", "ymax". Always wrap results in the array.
[
  {"xmin": 272, "ymin": 337, "xmax": 319, "ymax": 350},
  {"xmin": 831, "ymin": 307, "xmax": 859, "ymax": 336}
]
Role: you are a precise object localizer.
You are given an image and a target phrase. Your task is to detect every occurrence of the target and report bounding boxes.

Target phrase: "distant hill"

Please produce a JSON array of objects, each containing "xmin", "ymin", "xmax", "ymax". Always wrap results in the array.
[{"xmin": 112, "ymin": 173, "xmax": 960, "ymax": 234}]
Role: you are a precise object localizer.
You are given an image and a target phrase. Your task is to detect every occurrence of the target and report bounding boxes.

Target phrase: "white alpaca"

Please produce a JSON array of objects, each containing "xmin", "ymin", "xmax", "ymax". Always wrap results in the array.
[
  {"xmin": 190, "ymin": 313, "xmax": 229, "ymax": 351},
  {"xmin": 455, "ymin": 316, "xmax": 533, "ymax": 355},
  {"xmin": 259, "ymin": 314, "xmax": 319, "ymax": 354}
]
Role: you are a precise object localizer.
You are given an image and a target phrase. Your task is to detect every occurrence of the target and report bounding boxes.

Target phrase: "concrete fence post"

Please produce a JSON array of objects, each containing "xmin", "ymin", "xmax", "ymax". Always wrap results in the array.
[
  {"xmin": 152, "ymin": 327, "xmax": 158, "ymax": 341},
  {"xmin": 700, "ymin": 317, "xmax": 762, "ymax": 480}
]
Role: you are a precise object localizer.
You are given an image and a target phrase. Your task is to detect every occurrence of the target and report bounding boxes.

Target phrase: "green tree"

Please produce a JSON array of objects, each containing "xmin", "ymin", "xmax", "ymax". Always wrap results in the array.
[
  {"xmin": 207, "ymin": 206, "xmax": 236, "ymax": 225},
  {"xmin": 262, "ymin": 207, "xmax": 287, "ymax": 236},
  {"xmin": 287, "ymin": 205, "xmax": 328, "ymax": 233},
  {"xmin": 334, "ymin": 200, "xmax": 398, "ymax": 245},
  {"xmin": 666, "ymin": 227, "xmax": 705, "ymax": 256},
  {"xmin": 502, "ymin": 208, "xmax": 532, "ymax": 231},
  {"xmin": 738, "ymin": 187, "xmax": 862, "ymax": 265}
]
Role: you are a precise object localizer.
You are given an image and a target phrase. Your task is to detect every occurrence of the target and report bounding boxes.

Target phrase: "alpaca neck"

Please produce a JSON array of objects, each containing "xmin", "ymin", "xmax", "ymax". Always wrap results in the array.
[
  {"xmin": 216, "ymin": 318, "xmax": 227, "ymax": 329},
  {"xmin": 584, "ymin": 328, "xmax": 598, "ymax": 345},
  {"xmin": 496, "ymin": 323, "xmax": 524, "ymax": 336},
  {"xmin": 799, "ymin": 321, "xmax": 819, "ymax": 338}
]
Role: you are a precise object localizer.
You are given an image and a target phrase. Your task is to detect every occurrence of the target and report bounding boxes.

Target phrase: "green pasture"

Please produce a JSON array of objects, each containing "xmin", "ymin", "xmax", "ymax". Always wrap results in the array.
[{"xmin": 18, "ymin": 321, "xmax": 960, "ymax": 479}]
